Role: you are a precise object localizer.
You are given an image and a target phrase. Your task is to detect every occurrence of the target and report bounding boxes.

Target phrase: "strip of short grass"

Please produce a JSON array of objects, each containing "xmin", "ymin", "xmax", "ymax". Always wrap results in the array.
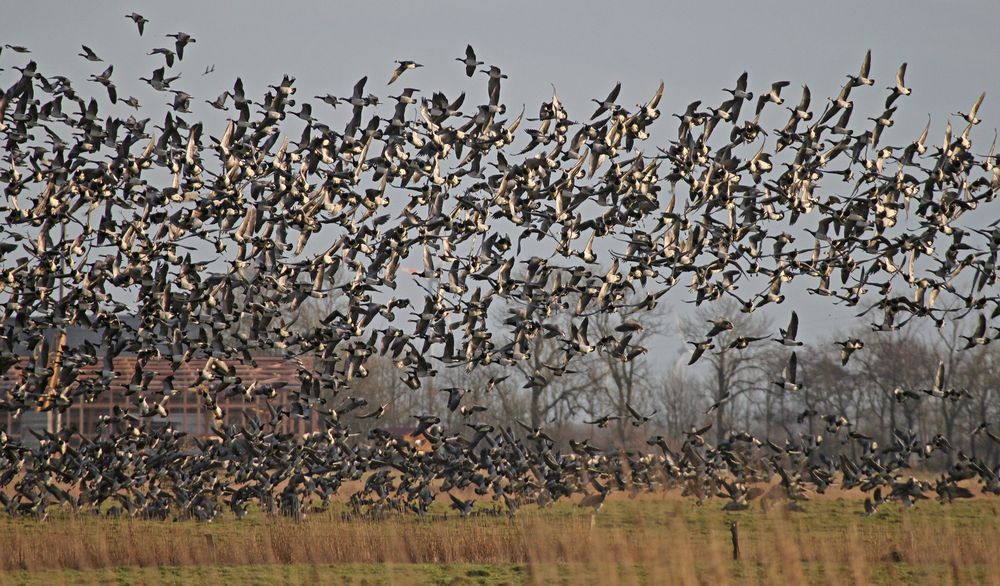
[
  {"xmin": 0, "ymin": 563, "xmax": 527, "ymax": 586},
  {"xmin": 0, "ymin": 560, "xmax": 991, "ymax": 586}
]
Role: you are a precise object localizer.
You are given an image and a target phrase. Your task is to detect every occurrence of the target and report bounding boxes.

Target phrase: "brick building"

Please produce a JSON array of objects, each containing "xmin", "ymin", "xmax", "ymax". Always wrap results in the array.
[{"xmin": 1, "ymin": 354, "xmax": 321, "ymax": 446}]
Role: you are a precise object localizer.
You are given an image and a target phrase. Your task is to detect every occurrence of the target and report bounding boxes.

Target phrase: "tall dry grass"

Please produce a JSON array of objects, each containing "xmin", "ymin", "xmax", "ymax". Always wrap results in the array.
[{"xmin": 1, "ymin": 493, "xmax": 999, "ymax": 585}]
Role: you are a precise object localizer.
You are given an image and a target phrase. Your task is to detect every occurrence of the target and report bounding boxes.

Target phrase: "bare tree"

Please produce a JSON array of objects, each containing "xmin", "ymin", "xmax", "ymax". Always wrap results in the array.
[
  {"xmin": 930, "ymin": 311, "xmax": 976, "ymax": 466},
  {"xmin": 581, "ymin": 306, "xmax": 662, "ymax": 447},
  {"xmin": 679, "ymin": 298, "xmax": 772, "ymax": 444},
  {"xmin": 850, "ymin": 325, "xmax": 936, "ymax": 441},
  {"xmin": 487, "ymin": 302, "xmax": 593, "ymax": 430},
  {"xmin": 962, "ymin": 343, "xmax": 1000, "ymax": 463},
  {"xmin": 658, "ymin": 361, "xmax": 703, "ymax": 441}
]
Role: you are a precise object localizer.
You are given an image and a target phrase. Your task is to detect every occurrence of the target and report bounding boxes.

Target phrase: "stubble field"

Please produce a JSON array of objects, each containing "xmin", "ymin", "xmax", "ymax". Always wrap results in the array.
[{"xmin": 0, "ymin": 489, "xmax": 998, "ymax": 585}]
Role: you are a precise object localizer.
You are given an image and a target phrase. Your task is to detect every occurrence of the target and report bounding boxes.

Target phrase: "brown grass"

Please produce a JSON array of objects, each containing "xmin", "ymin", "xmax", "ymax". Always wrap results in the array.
[{"xmin": 0, "ymin": 493, "xmax": 999, "ymax": 585}]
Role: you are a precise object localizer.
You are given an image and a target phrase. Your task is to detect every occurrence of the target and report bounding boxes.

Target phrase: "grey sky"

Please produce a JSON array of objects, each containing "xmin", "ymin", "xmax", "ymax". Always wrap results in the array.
[
  {"xmin": 3, "ymin": 0, "xmax": 998, "ymax": 367},
  {"xmin": 5, "ymin": 1, "xmax": 997, "ymax": 127}
]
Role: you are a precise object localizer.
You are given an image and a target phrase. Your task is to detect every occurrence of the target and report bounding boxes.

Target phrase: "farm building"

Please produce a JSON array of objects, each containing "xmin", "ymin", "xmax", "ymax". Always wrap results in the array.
[{"xmin": 0, "ymin": 326, "xmax": 323, "ymax": 446}]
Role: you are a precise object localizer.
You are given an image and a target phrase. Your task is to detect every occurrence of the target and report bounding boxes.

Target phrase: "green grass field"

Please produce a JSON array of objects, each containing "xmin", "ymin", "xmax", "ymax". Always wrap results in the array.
[{"xmin": 1, "ymin": 491, "xmax": 998, "ymax": 585}]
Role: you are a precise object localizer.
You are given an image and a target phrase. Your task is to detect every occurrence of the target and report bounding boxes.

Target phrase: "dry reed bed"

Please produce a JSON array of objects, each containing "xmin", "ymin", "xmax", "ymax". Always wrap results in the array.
[{"xmin": 1, "ymin": 497, "xmax": 999, "ymax": 585}]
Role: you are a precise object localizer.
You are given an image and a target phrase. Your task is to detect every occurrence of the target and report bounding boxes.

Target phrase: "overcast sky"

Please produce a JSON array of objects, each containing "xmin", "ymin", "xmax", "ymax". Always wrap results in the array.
[
  {"xmin": 5, "ymin": 1, "xmax": 997, "ymax": 118},
  {"xmin": 3, "ymin": 1, "xmax": 998, "ymax": 366}
]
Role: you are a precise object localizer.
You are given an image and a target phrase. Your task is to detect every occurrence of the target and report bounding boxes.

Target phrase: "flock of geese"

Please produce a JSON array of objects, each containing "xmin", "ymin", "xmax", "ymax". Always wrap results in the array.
[{"xmin": 0, "ymin": 14, "xmax": 999, "ymax": 521}]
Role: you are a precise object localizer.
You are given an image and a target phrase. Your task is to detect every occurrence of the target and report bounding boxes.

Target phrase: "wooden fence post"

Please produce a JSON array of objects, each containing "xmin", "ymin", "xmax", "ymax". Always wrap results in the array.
[{"xmin": 730, "ymin": 520, "xmax": 740, "ymax": 561}]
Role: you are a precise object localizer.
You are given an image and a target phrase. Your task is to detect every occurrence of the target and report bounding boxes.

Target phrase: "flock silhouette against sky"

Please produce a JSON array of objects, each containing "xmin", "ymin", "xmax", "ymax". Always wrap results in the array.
[{"xmin": 0, "ymin": 10, "xmax": 998, "ymax": 520}]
